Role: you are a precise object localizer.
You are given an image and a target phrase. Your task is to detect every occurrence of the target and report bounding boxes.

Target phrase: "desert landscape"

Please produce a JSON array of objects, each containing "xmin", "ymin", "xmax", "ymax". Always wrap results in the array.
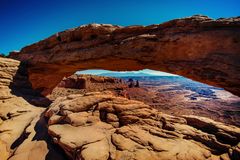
[
  {"xmin": 120, "ymin": 75, "xmax": 240, "ymax": 127},
  {"xmin": 50, "ymin": 73, "xmax": 240, "ymax": 127},
  {"xmin": 0, "ymin": 7, "xmax": 240, "ymax": 160}
]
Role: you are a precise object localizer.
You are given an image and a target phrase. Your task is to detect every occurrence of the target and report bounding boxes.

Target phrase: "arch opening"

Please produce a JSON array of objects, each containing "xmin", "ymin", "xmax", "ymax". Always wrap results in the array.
[
  {"xmin": 8, "ymin": 17, "xmax": 240, "ymax": 97},
  {"xmin": 48, "ymin": 69, "xmax": 240, "ymax": 127}
]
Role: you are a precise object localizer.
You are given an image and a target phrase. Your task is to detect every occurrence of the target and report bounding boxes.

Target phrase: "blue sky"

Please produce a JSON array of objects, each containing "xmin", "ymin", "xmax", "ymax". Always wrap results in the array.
[{"xmin": 0, "ymin": 0, "xmax": 240, "ymax": 55}]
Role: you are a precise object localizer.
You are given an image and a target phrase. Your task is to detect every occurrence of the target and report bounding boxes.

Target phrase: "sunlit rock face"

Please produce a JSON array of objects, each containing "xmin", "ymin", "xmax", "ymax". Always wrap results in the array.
[
  {"xmin": 45, "ymin": 91, "xmax": 240, "ymax": 160},
  {"xmin": 0, "ymin": 57, "xmax": 47, "ymax": 160},
  {"xmin": 9, "ymin": 15, "xmax": 240, "ymax": 96}
]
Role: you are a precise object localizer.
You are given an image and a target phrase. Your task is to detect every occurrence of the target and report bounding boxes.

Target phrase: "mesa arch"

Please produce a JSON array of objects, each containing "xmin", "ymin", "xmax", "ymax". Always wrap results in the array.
[{"xmin": 9, "ymin": 15, "xmax": 240, "ymax": 96}]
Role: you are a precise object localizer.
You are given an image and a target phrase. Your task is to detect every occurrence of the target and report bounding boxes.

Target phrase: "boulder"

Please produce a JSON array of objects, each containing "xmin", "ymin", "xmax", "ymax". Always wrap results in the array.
[{"xmin": 45, "ymin": 91, "xmax": 240, "ymax": 160}]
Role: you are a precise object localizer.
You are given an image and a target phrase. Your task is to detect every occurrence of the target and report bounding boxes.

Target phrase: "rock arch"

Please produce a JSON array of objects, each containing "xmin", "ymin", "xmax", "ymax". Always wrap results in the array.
[{"xmin": 9, "ymin": 15, "xmax": 240, "ymax": 96}]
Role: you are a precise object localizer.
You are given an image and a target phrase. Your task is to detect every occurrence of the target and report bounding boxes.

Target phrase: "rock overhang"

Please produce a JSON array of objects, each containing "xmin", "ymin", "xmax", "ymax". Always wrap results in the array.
[{"xmin": 9, "ymin": 15, "xmax": 240, "ymax": 96}]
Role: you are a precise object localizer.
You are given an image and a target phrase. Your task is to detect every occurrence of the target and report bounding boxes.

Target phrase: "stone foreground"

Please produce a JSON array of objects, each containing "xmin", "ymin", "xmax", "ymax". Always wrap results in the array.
[{"xmin": 46, "ymin": 91, "xmax": 240, "ymax": 160}]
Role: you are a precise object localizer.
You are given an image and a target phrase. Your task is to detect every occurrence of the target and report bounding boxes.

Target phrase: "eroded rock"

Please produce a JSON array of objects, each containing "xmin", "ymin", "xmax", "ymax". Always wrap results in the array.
[
  {"xmin": 0, "ymin": 58, "xmax": 45, "ymax": 159},
  {"xmin": 45, "ymin": 91, "xmax": 240, "ymax": 160},
  {"xmin": 0, "ymin": 57, "xmax": 66, "ymax": 160},
  {"xmin": 9, "ymin": 15, "xmax": 240, "ymax": 96}
]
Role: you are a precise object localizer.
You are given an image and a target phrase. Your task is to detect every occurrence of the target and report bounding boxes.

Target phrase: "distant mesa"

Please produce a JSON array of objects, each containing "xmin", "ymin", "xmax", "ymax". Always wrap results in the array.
[{"xmin": 57, "ymin": 74, "xmax": 126, "ymax": 90}]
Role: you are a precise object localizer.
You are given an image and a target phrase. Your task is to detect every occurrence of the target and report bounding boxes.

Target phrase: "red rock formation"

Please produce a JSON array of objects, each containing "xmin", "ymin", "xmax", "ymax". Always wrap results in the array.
[
  {"xmin": 9, "ymin": 15, "xmax": 240, "ymax": 96},
  {"xmin": 47, "ymin": 74, "xmax": 127, "ymax": 101},
  {"xmin": 58, "ymin": 74, "xmax": 125, "ymax": 90}
]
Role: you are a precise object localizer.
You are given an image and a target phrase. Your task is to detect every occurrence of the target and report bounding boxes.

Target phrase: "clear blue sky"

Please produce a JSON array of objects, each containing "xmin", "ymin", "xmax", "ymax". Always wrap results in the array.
[{"xmin": 0, "ymin": 0, "xmax": 239, "ymax": 55}]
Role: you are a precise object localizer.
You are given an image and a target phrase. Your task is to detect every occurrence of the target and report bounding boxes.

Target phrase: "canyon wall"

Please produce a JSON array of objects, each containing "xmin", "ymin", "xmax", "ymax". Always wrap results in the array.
[{"xmin": 9, "ymin": 15, "xmax": 240, "ymax": 95}]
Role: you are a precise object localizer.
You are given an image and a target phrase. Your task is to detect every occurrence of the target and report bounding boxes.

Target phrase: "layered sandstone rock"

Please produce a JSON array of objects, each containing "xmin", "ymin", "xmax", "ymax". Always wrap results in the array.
[
  {"xmin": 9, "ymin": 15, "xmax": 240, "ymax": 96},
  {"xmin": 45, "ymin": 91, "xmax": 240, "ymax": 160},
  {"xmin": 0, "ymin": 57, "xmax": 66, "ymax": 160},
  {"xmin": 0, "ymin": 57, "xmax": 44, "ymax": 159}
]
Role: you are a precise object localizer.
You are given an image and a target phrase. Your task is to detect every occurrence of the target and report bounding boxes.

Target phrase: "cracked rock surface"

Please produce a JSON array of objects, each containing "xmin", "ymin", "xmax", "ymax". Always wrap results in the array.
[{"xmin": 45, "ymin": 91, "xmax": 240, "ymax": 160}]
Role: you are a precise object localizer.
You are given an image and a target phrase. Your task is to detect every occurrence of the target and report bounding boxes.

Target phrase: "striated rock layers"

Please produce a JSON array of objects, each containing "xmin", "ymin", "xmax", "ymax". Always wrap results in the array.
[
  {"xmin": 0, "ymin": 57, "xmax": 45, "ymax": 160},
  {"xmin": 9, "ymin": 15, "xmax": 240, "ymax": 96},
  {"xmin": 45, "ymin": 91, "xmax": 240, "ymax": 160},
  {"xmin": 0, "ymin": 57, "xmax": 66, "ymax": 160}
]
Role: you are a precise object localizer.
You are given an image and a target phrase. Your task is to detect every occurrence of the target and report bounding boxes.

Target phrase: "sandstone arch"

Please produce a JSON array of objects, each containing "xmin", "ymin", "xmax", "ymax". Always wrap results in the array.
[{"xmin": 9, "ymin": 15, "xmax": 240, "ymax": 96}]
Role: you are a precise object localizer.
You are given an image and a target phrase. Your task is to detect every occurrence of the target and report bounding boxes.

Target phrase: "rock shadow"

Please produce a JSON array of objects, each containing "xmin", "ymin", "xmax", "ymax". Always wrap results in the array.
[
  {"xmin": 33, "ymin": 112, "xmax": 69, "ymax": 160},
  {"xmin": 9, "ymin": 61, "xmax": 52, "ymax": 107}
]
